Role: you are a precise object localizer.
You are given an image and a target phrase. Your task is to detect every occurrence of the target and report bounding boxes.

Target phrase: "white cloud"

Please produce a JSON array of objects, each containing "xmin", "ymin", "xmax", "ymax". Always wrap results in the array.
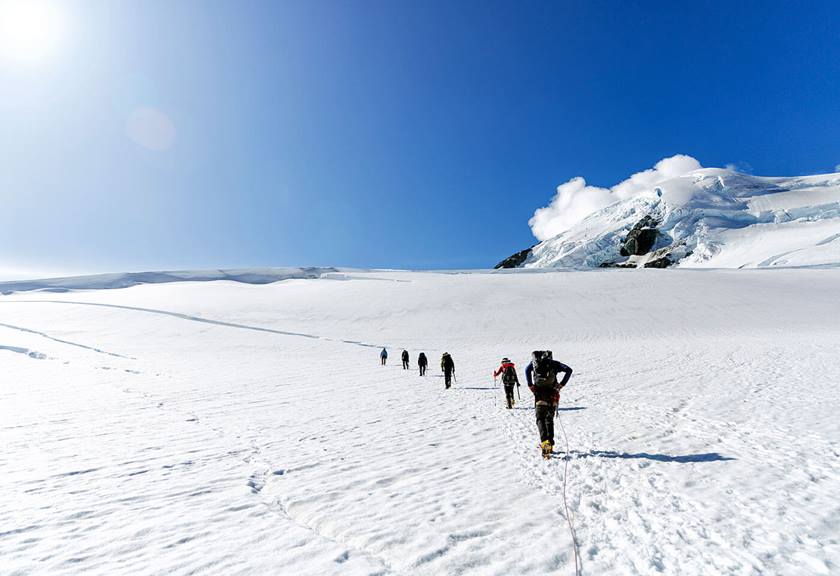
[
  {"xmin": 528, "ymin": 154, "xmax": 702, "ymax": 241},
  {"xmin": 725, "ymin": 161, "xmax": 753, "ymax": 174},
  {"xmin": 528, "ymin": 177, "xmax": 613, "ymax": 241},
  {"xmin": 835, "ymin": 163, "xmax": 840, "ymax": 173},
  {"xmin": 126, "ymin": 107, "xmax": 177, "ymax": 151}
]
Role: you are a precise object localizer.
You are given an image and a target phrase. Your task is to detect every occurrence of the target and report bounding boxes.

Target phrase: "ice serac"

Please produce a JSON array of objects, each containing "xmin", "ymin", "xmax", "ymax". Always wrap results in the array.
[{"xmin": 507, "ymin": 168, "xmax": 840, "ymax": 269}]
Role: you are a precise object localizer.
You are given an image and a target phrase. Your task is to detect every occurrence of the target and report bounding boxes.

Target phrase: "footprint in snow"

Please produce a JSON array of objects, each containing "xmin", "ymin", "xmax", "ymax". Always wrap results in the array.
[{"xmin": 247, "ymin": 472, "xmax": 266, "ymax": 493}]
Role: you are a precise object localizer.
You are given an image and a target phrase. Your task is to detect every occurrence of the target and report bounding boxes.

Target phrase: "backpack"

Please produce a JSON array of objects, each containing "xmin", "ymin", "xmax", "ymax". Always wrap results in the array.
[
  {"xmin": 531, "ymin": 350, "xmax": 556, "ymax": 388},
  {"xmin": 501, "ymin": 363, "xmax": 517, "ymax": 385}
]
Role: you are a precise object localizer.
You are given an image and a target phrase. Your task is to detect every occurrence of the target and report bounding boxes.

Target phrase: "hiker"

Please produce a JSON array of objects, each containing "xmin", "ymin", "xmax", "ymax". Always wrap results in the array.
[
  {"xmin": 418, "ymin": 352, "xmax": 428, "ymax": 376},
  {"xmin": 401, "ymin": 349, "xmax": 410, "ymax": 370},
  {"xmin": 493, "ymin": 357, "xmax": 520, "ymax": 409},
  {"xmin": 380, "ymin": 348, "xmax": 388, "ymax": 366},
  {"xmin": 440, "ymin": 352, "xmax": 455, "ymax": 389},
  {"xmin": 525, "ymin": 350, "xmax": 573, "ymax": 458}
]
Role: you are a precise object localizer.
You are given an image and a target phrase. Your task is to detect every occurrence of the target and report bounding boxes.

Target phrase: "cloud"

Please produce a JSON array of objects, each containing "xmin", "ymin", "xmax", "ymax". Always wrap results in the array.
[
  {"xmin": 528, "ymin": 154, "xmax": 702, "ymax": 241},
  {"xmin": 126, "ymin": 107, "xmax": 177, "ymax": 151},
  {"xmin": 835, "ymin": 164, "xmax": 840, "ymax": 172},
  {"xmin": 725, "ymin": 161, "xmax": 753, "ymax": 174},
  {"xmin": 528, "ymin": 177, "xmax": 613, "ymax": 241}
]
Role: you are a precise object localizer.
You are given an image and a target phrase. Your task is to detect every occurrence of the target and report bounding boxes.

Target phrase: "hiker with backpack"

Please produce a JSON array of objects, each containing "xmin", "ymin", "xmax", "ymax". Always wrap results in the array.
[
  {"xmin": 401, "ymin": 349, "xmax": 410, "ymax": 370},
  {"xmin": 418, "ymin": 352, "xmax": 428, "ymax": 376},
  {"xmin": 493, "ymin": 357, "xmax": 520, "ymax": 409},
  {"xmin": 380, "ymin": 348, "xmax": 388, "ymax": 366},
  {"xmin": 441, "ymin": 352, "xmax": 455, "ymax": 389},
  {"xmin": 525, "ymin": 350, "xmax": 573, "ymax": 459}
]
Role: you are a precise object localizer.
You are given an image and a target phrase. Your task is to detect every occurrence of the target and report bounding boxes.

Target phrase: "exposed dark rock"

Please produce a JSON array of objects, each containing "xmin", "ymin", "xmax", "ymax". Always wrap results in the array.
[
  {"xmin": 620, "ymin": 215, "xmax": 660, "ymax": 256},
  {"xmin": 642, "ymin": 243, "xmax": 685, "ymax": 268},
  {"xmin": 494, "ymin": 246, "xmax": 533, "ymax": 269},
  {"xmin": 644, "ymin": 255, "xmax": 673, "ymax": 268}
]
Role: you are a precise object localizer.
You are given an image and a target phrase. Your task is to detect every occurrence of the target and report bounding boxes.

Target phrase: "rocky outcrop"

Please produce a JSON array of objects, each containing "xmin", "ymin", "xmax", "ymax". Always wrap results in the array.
[
  {"xmin": 643, "ymin": 255, "xmax": 672, "ymax": 268},
  {"xmin": 620, "ymin": 215, "xmax": 660, "ymax": 257},
  {"xmin": 494, "ymin": 247, "xmax": 533, "ymax": 269}
]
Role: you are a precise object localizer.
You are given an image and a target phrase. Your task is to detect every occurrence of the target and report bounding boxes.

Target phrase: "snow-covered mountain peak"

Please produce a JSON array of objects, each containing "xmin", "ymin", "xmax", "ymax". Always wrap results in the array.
[{"xmin": 503, "ymin": 162, "xmax": 840, "ymax": 269}]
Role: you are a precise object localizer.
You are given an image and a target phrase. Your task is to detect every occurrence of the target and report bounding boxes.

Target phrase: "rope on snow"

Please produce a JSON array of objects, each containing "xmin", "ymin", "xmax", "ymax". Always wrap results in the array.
[{"xmin": 556, "ymin": 409, "xmax": 582, "ymax": 576}]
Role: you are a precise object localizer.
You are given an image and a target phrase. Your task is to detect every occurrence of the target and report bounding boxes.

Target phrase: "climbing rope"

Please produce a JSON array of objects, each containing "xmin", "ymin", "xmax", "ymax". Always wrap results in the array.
[{"xmin": 556, "ymin": 409, "xmax": 582, "ymax": 576}]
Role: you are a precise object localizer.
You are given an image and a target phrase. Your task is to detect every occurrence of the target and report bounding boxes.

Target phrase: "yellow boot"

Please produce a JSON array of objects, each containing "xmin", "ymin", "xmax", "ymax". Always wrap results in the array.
[{"xmin": 541, "ymin": 440, "xmax": 552, "ymax": 459}]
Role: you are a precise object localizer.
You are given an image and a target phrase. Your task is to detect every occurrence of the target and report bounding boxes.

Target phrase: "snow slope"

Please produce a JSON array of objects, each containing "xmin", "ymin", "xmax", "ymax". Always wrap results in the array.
[
  {"xmin": 0, "ymin": 267, "xmax": 343, "ymax": 294},
  {"xmin": 2, "ymin": 269, "xmax": 840, "ymax": 575},
  {"xmin": 523, "ymin": 169, "xmax": 840, "ymax": 269}
]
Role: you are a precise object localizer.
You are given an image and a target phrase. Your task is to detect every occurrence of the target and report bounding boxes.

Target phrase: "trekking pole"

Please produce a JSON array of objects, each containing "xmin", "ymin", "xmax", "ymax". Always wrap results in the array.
[{"xmin": 517, "ymin": 385, "xmax": 521, "ymax": 400}]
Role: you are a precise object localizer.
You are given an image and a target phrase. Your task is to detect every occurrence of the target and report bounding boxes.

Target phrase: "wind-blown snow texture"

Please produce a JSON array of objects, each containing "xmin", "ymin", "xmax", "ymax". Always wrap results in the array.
[
  {"xmin": 525, "ymin": 164, "xmax": 840, "ymax": 269},
  {"xmin": 2, "ymin": 269, "xmax": 840, "ymax": 575}
]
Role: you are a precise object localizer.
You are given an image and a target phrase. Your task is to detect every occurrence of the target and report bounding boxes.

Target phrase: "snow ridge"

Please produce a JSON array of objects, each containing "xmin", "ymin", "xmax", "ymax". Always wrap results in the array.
[{"xmin": 0, "ymin": 267, "xmax": 342, "ymax": 294}]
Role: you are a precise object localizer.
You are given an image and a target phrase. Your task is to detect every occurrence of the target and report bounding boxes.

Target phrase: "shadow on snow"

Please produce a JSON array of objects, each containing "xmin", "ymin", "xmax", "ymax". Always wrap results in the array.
[
  {"xmin": 566, "ymin": 450, "xmax": 735, "ymax": 463},
  {"xmin": 511, "ymin": 406, "xmax": 587, "ymax": 411}
]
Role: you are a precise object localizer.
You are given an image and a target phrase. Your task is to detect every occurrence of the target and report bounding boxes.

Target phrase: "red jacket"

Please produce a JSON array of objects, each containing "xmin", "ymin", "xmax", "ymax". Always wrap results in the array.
[{"xmin": 493, "ymin": 362, "xmax": 519, "ymax": 383}]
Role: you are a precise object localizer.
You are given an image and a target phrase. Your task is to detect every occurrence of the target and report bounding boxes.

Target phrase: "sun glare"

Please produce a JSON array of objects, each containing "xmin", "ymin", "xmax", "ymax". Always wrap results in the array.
[{"xmin": 0, "ymin": 0, "xmax": 64, "ymax": 65}]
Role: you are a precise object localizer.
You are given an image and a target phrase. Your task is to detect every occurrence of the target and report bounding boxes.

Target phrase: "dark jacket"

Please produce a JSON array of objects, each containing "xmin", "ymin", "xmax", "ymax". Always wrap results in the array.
[
  {"xmin": 401, "ymin": 350, "xmax": 409, "ymax": 361},
  {"xmin": 525, "ymin": 359, "xmax": 572, "ymax": 404},
  {"xmin": 418, "ymin": 353, "xmax": 428, "ymax": 366},
  {"xmin": 441, "ymin": 354, "xmax": 454, "ymax": 372}
]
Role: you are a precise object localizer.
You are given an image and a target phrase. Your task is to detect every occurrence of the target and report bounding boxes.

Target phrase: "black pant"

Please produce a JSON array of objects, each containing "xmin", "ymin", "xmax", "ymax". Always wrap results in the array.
[
  {"xmin": 381, "ymin": 357, "xmax": 386, "ymax": 365},
  {"xmin": 419, "ymin": 364, "xmax": 426, "ymax": 376},
  {"xmin": 402, "ymin": 360, "xmax": 409, "ymax": 369},
  {"xmin": 444, "ymin": 370, "xmax": 452, "ymax": 388},
  {"xmin": 535, "ymin": 401, "xmax": 555, "ymax": 444},
  {"xmin": 504, "ymin": 385, "xmax": 516, "ymax": 408}
]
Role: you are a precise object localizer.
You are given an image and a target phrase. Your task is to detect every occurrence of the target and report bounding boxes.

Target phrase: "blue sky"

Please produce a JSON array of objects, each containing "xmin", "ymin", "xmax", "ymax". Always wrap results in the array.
[{"xmin": 1, "ymin": 0, "xmax": 839, "ymax": 276}]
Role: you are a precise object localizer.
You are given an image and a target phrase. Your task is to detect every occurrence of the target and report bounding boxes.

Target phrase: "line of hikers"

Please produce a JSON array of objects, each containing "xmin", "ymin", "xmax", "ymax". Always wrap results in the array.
[
  {"xmin": 380, "ymin": 348, "xmax": 455, "ymax": 387},
  {"xmin": 380, "ymin": 347, "xmax": 572, "ymax": 458}
]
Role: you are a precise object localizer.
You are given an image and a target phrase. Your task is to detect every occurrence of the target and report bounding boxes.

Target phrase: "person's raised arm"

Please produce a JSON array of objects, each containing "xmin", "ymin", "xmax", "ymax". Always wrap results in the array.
[{"xmin": 555, "ymin": 361, "xmax": 573, "ymax": 387}]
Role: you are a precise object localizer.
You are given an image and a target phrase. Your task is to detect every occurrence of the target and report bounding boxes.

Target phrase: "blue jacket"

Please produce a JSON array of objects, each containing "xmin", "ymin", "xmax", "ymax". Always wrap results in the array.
[
  {"xmin": 525, "ymin": 359, "xmax": 573, "ymax": 402},
  {"xmin": 380, "ymin": 348, "xmax": 388, "ymax": 358}
]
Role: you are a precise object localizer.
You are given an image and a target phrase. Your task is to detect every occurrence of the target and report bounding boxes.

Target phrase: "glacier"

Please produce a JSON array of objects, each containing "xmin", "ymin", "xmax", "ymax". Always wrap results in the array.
[{"xmin": 505, "ymin": 168, "xmax": 840, "ymax": 269}]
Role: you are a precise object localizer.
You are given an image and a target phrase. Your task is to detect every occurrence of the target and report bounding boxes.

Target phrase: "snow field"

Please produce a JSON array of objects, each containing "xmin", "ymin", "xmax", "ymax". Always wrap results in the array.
[{"xmin": 2, "ymin": 268, "xmax": 840, "ymax": 575}]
